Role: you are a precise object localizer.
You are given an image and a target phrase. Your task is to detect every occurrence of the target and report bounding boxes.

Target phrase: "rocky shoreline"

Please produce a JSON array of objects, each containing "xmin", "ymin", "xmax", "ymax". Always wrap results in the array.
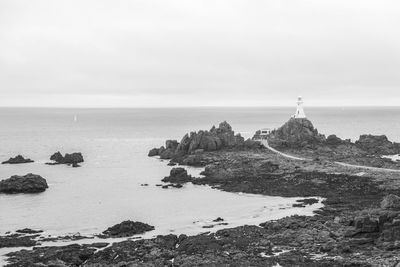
[{"xmin": 2, "ymin": 120, "xmax": 400, "ymax": 266}]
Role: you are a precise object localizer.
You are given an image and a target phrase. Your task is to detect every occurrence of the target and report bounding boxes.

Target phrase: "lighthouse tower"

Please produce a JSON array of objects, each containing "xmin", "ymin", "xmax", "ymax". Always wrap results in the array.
[{"xmin": 293, "ymin": 96, "xmax": 306, "ymax": 119}]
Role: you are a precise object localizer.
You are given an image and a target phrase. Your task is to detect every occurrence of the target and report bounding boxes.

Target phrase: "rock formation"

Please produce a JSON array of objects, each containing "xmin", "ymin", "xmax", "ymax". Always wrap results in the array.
[
  {"xmin": 266, "ymin": 118, "xmax": 326, "ymax": 149},
  {"xmin": 355, "ymin": 134, "xmax": 400, "ymax": 155},
  {"xmin": 0, "ymin": 173, "xmax": 48, "ymax": 194},
  {"xmin": 149, "ymin": 121, "xmax": 260, "ymax": 159},
  {"xmin": 102, "ymin": 220, "xmax": 155, "ymax": 238},
  {"xmin": 162, "ymin": 167, "xmax": 193, "ymax": 184},
  {"xmin": 1, "ymin": 155, "xmax": 34, "ymax": 164},
  {"xmin": 48, "ymin": 152, "xmax": 84, "ymax": 167}
]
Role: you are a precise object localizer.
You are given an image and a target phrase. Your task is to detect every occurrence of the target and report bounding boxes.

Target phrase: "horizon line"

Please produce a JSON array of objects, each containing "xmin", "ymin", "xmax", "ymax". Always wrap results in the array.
[{"xmin": 0, "ymin": 105, "xmax": 400, "ymax": 109}]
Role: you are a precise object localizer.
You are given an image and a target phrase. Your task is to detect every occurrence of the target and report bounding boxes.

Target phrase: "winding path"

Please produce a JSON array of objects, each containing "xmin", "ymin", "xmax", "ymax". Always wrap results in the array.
[{"xmin": 257, "ymin": 139, "xmax": 400, "ymax": 173}]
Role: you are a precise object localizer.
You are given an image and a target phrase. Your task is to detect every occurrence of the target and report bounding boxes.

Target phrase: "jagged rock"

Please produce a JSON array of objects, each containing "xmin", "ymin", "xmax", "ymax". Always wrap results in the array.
[
  {"xmin": 16, "ymin": 228, "xmax": 43, "ymax": 234},
  {"xmin": 148, "ymin": 121, "xmax": 248, "ymax": 160},
  {"xmin": 267, "ymin": 118, "xmax": 326, "ymax": 149},
  {"xmin": 102, "ymin": 220, "xmax": 155, "ymax": 237},
  {"xmin": 381, "ymin": 194, "xmax": 400, "ymax": 210},
  {"xmin": 326, "ymin": 135, "xmax": 346, "ymax": 147},
  {"xmin": 50, "ymin": 151, "xmax": 64, "ymax": 162},
  {"xmin": 49, "ymin": 152, "xmax": 84, "ymax": 166},
  {"xmin": 162, "ymin": 167, "xmax": 193, "ymax": 184},
  {"xmin": 148, "ymin": 148, "xmax": 160, "ymax": 157},
  {"xmin": 1, "ymin": 155, "xmax": 34, "ymax": 164},
  {"xmin": 0, "ymin": 173, "xmax": 48, "ymax": 194},
  {"xmin": 355, "ymin": 135, "xmax": 400, "ymax": 155}
]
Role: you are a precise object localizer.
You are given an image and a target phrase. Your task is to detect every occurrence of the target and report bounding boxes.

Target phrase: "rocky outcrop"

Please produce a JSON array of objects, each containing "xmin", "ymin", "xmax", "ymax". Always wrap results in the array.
[
  {"xmin": 0, "ymin": 173, "xmax": 48, "ymax": 194},
  {"xmin": 1, "ymin": 155, "xmax": 34, "ymax": 164},
  {"xmin": 266, "ymin": 118, "xmax": 326, "ymax": 149},
  {"xmin": 48, "ymin": 151, "xmax": 84, "ymax": 167},
  {"xmin": 381, "ymin": 194, "xmax": 400, "ymax": 210},
  {"xmin": 355, "ymin": 134, "xmax": 400, "ymax": 155},
  {"xmin": 162, "ymin": 167, "xmax": 193, "ymax": 184},
  {"xmin": 101, "ymin": 220, "xmax": 155, "ymax": 238},
  {"xmin": 148, "ymin": 121, "xmax": 257, "ymax": 160}
]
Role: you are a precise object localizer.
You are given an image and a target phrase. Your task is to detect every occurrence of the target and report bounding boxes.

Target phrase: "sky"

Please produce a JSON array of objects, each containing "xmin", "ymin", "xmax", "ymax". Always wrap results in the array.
[{"xmin": 0, "ymin": 0, "xmax": 400, "ymax": 107}]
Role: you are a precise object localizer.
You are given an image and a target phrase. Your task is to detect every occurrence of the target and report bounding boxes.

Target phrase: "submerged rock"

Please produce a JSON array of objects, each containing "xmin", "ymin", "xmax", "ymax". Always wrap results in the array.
[
  {"xmin": 0, "ymin": 234, "xmax": 38, "ymax": 248},
  {"xmin": 16, "ymin": 228, "xmax": 43, "ymax": 234},
  {"xmin": 102, "ymin": 220, "xmax": 155, "ymax": 237},
  {"xmin": 0, "ymin": 173, "xmax": 48, "ymax": 194},
  {"xmin": 1, "ymin": 155, "xmax": 34, "ymax": 164}
]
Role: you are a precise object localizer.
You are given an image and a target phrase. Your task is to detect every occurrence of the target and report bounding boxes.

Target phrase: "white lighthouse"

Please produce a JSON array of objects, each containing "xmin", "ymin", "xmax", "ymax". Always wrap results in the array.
[{"xmin": 293, "ymin": 96, "xmax": 306, "ymax": 119}]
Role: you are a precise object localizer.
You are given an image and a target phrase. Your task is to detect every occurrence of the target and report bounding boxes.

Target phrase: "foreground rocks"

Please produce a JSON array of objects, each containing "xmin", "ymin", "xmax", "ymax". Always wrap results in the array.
[
  {"xmin": 1, "ymin": 155, "xmax": 34, "ymax": 164},
  {"xmin": 101, "ymin": 220, "xmax": 155, "ymax": 238},
  {"xmin": 0, "ymin": 173, "xmax": 48, "ymax": 194},
  {"xmin": 48, "ymin": 151, "xmax": 84, "ymax": 167}
]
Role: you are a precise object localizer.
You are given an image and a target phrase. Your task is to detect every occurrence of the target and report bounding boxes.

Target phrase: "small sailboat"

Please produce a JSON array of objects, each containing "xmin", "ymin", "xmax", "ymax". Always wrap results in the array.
[{"xmin": 74, "ymin": 115, "xmax": 78, "ymax": 123}]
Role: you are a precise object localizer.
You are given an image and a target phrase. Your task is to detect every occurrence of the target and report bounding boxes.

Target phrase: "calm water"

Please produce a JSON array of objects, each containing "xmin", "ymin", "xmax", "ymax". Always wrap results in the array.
[{"xmin": 0, "ymin": 107, "xmax": 399, "ymax": 238}]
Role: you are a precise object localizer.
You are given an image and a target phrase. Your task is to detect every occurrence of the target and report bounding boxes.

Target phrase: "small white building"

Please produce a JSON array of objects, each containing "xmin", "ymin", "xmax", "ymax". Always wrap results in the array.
[
  {"xmin": 293, "ymin": 96, "xmax": 306, "ymax": 119},
  {"xmin": 259, "ymin": 128, "xmax": 271, "ymax": 138}
]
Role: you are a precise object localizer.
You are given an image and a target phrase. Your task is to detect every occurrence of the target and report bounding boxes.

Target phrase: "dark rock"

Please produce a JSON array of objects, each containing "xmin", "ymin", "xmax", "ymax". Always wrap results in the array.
[
  {"xmin": 354, "ymin": 215, "xmax": 379, "ymax": 233},
  {"xmin": 63, "ymin": 153, "xmax": 84, "ymax": 164},
  {"xmin": 0, "ymin": 234, "xmax": 38, "ymax": 248},
  {"xmin": 355, "ymin": 134, "xmax": 399, "ymax": 155},
  {"xmin": 50, "ymin": 151, "xmax": 64, "ymax": 162},
  {"xmin": 102, "ymin": 220, "xmax": 155, "ymax": 237},
  {"xmin": 296, "ymin": 198, "xmax": 319, "ymax": 206},
  {"xmin": 0, "ymin": 173, "xmax": 48, "ymax": 194},
  {"xmin": 2, "ymin": 155, "xmax": 34, "ymax": 164},
  {"xmin": 267, "ymin": 118, "xmax": 326, "ymax": 149},
  {"xmin": 326, "ymin": 135, "xmax": 346, "ymax": 147},
  {"xmin": 162, "ymin": 167, "xmax": 193, "ymax": 184},
  {"xmin": 5, "ymin": 244, "xmax": 96, "ymax": 266},
  {"xmin": 213, "ymin": 217, "xmax": 224, "ymax": 222},
  {"xmin": 148, "ymin": 147, "xmax": 160, "ymax": 157},
  {"xmin": 381, "ymin": 194, "xmax": 400, "ymax": 210},
  {"xmin": 49, "ymin": 151, "xmax": 84, "ymax": 166},
  {"xmin": 16, "ymin": 228, "xmax": 43, "ymax": 234}
]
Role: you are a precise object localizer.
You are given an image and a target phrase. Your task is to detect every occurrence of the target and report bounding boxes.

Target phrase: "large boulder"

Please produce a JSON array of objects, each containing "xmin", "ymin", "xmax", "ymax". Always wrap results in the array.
[
  {"xmin": 0, "ymin": 173, "xmax": 48, "ymax": 194},
  {"xmin": 267, "ymin": 118, "xmax": 326, "ymax": 149},
  {"xmin": 355, "ymin": 135, "xmax": 399, "ymax": 155},
  {"xmin": 2, "ymin": 155, "xmax": 34, "ymax": 164},
  {"xmin": 381, "ymin": 194, "xmax": 400, "ymax": 210},
  {"xmin": 162, "ymin": 167, "xmax": 193, "ymax": 183},
  {"xmin": 102, "ymin": 220, "xmax": 155, "ymax": 237}
]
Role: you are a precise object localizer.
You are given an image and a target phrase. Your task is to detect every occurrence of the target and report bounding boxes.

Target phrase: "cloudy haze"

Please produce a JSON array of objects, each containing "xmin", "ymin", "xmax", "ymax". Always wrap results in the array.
[{"xmin": 1, "ymin": 0, "xmax": 400, "ymax": 107}]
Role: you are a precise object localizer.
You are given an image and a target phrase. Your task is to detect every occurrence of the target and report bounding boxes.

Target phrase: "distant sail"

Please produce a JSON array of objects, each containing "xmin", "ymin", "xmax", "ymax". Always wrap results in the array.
[{"xmin": 74, "ymin": 115, "xmax": 78, "ymax": 122}]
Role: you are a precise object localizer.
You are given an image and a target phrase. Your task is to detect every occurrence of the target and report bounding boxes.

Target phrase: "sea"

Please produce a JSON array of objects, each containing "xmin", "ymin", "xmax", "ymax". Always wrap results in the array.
[{"xmin": 1, "ymin": 107, "xmax": 400, "ymax": 241}]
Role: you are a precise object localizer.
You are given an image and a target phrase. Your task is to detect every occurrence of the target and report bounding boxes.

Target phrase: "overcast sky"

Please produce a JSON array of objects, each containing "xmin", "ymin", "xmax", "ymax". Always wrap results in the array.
[{"xmin": 0, "ymin": 0, "xmax": 399, "ymax": 107}]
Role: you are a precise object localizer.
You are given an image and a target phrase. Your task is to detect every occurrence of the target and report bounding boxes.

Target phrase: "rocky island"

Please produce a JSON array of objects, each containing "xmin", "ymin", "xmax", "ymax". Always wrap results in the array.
[
  {"xmin": 0, "ymin": 173, "xmax": 48, "ymax": 194},
  {"xmin": 47, "ymin": 151, "xmax": 84, "ymax": 167},
  {"xmin": 1, "ymin": 155, "xmax": 34, "ymax": 164},
  {"xmin": 3, "ymin": 118, "xmax": 400, "ymax": 266}
]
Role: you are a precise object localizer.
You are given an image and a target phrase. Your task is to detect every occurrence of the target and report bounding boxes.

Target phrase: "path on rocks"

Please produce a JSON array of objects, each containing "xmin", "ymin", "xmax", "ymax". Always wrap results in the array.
[{"xmin": 257, "ymin": 139, "xmax": 400, "ymax": 173}]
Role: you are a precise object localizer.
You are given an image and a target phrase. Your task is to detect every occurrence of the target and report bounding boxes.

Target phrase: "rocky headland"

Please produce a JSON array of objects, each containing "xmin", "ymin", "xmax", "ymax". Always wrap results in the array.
[
  {"xmin": 0, "ymin": 173, "xmax": 48, "ymax": 194},
  {"xmin": 4, "ymin": 120, "xmax": 400, "ymax": 266},
  {"xmin": 261, "ymin": 117, "xmax": 400, "ymax": 169},
  {"xmin": 1, "ymin": 155, "xmax": 34, "ymax": 164}
]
